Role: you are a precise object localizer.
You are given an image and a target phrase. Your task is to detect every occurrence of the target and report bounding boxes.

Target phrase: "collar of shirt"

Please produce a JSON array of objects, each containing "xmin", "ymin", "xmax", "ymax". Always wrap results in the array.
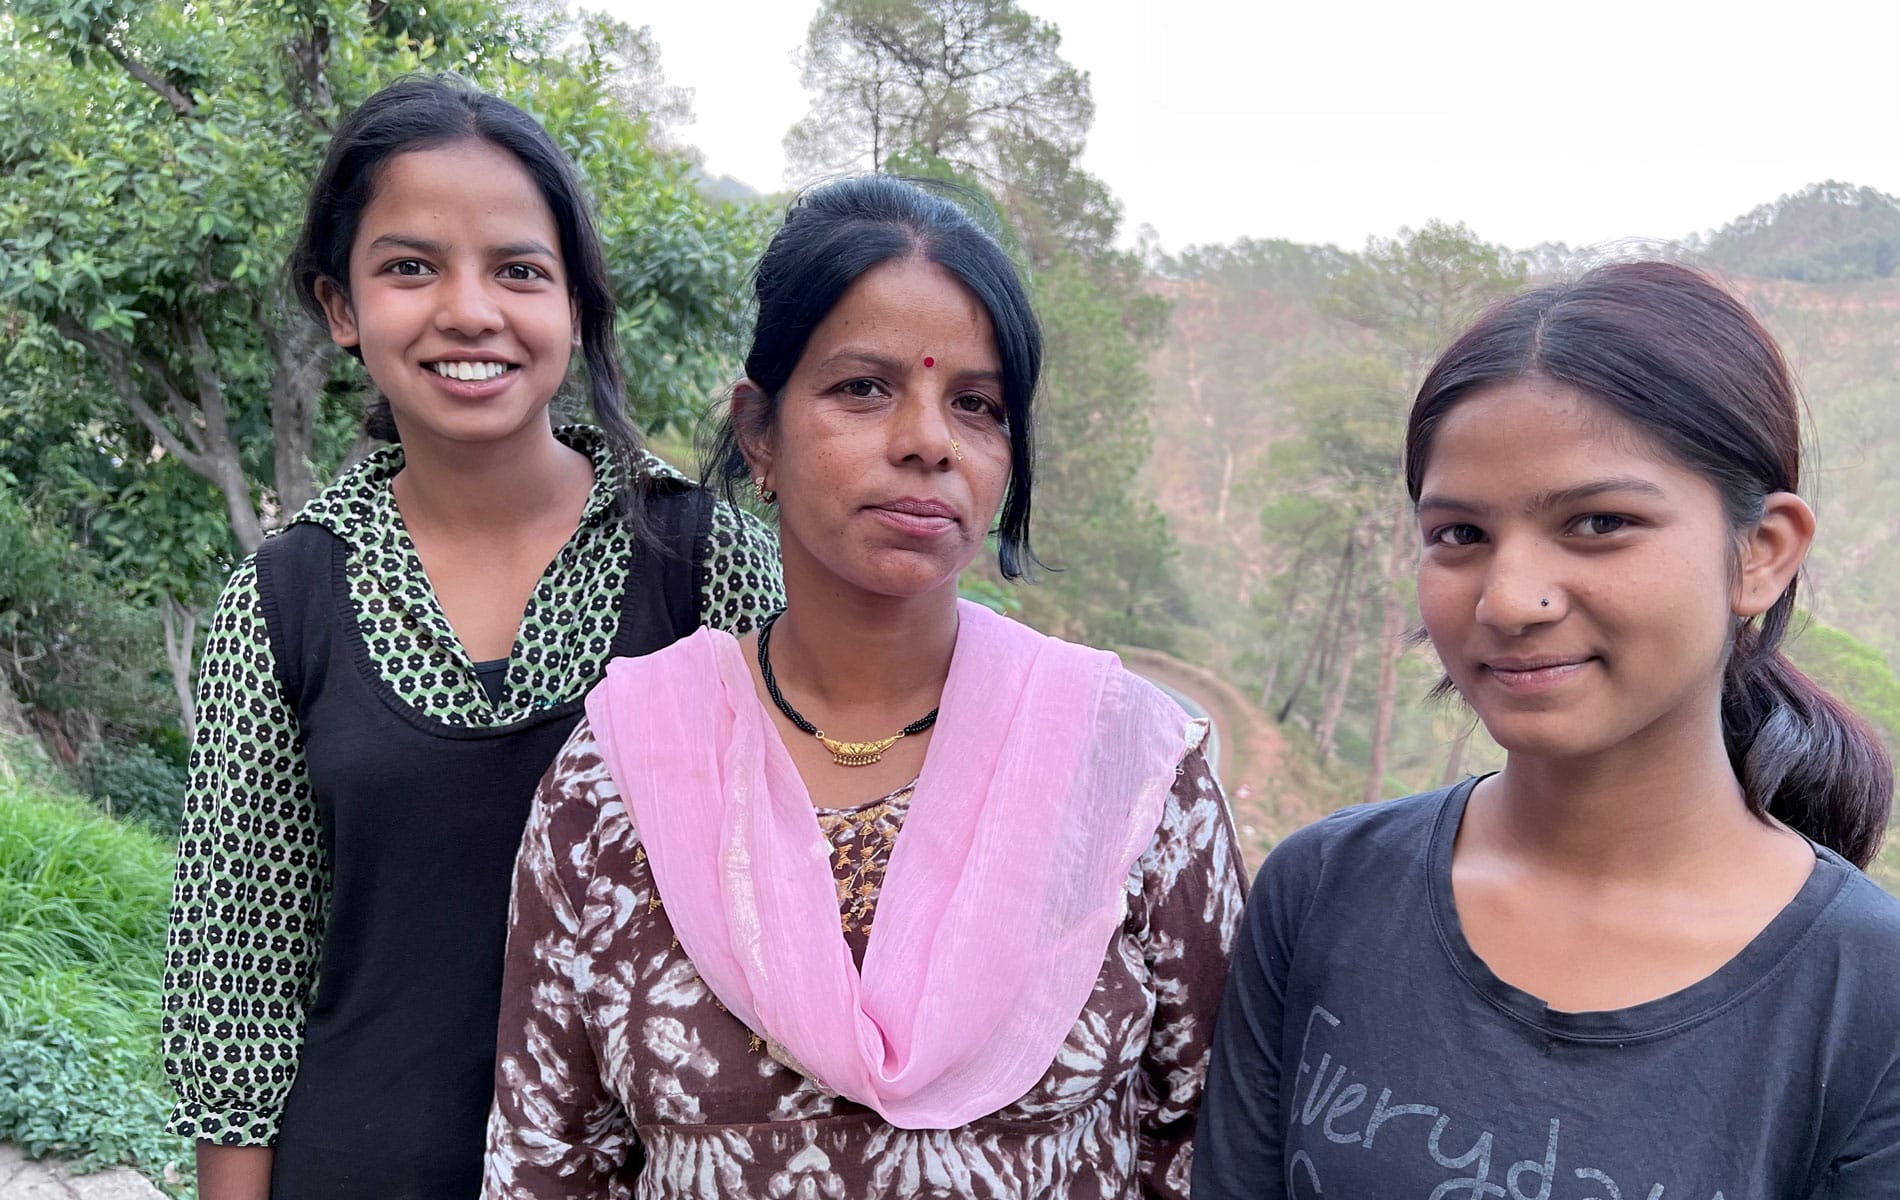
[{"xmin": 290, "ymin": 425, "xmax": 692, "ymax": 547}]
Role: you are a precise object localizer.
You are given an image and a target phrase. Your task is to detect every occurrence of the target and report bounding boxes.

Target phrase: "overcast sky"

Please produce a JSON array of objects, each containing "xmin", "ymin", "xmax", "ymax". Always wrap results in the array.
[{"xmin": 604, "ymin": 0, "xmax": 1900, "ymax": 255}]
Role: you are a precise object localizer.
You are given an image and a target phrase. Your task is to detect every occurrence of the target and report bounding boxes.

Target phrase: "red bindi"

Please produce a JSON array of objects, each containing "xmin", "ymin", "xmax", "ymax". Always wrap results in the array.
[{"xmin": 923, "ymin": 356, "xmax": 935, "ymax": 368}]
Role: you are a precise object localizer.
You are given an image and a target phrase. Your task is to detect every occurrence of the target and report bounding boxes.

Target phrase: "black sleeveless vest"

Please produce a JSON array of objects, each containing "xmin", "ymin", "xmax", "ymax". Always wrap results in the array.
[{"xmin": 257, "ymin": 484, "xmax": 709, "ymax": 1198}]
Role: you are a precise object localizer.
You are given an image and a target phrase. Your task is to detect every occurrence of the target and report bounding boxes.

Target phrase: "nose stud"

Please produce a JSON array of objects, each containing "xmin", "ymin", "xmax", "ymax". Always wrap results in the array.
[
  {"xmin": 1539, "ymin": 598, "xmax": 1550, "ymax": 608},
  {"xmin": 950, "ymin": 437, "xmax": 964, "ymax": 462}
]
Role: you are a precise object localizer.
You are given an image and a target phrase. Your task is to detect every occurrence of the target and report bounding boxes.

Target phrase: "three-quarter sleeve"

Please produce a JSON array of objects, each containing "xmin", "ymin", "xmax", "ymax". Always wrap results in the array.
[
  {"xmin": 698, "ymin": 500, "xmax": 783, "ymax": 635},
  {"xmin": 161, "ymin": 559, "xmax": 327, "ymax": 1145},
  {"xmin": 483, "ymin": 721, "xmax": 638, "ymax": 1199},
  {"xmin": 1134, "ymin": 748, "xmax": 1249, "ymax": 1198}
]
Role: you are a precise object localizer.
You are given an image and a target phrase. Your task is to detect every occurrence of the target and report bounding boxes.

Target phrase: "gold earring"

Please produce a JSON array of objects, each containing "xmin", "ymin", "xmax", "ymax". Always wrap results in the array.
[{"xmin": 753, "ymin": 477, "xmax": 776, "ymax": 504}]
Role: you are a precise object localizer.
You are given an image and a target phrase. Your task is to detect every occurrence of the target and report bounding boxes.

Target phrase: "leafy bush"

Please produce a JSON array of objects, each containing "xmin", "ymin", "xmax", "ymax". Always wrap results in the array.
[
  {"xmin": 0, "ymin": 768, "xmax": 191, "ymax": 1190},
  {"xmin": 79, "ymin": 740, "xmax": 186, "ymax": 835},
  {"xmin": 0, "ymin": 484, "xmax": 174, "ymax": 745},
  {"xmin": 0, "ymin": 1017, "xmax": 179, "ymax": 1171}
]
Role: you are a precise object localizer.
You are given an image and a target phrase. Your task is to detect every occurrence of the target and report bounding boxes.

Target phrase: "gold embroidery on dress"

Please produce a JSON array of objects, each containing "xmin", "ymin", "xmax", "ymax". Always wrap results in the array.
[{"xmin": 814, "ymin": 781, "xmax": 914, "ymax": 940}]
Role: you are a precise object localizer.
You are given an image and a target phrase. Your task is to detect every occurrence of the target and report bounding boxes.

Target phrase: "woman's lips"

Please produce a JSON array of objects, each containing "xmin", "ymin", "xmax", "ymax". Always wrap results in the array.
[
  {"xmin": 868, "ymin": 498, "xmax": 959, "ymax": 536},
  {"xmin": 1481, "ymin": 657, "xmax": 1595, "ymax": 694}
]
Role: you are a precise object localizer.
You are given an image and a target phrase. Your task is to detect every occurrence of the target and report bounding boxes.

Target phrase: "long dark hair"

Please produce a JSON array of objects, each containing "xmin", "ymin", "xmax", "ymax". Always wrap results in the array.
[
  {"xmin": 1405, "ymin": 261, "xmax": 1892, "ymax": 867},
  {"xmin": 704, "ymin": 175, "xmax": 1043, "ymax": 578},
  {"xmin": 290, "ymin": 76, "xmax": 645, "ymax": 516}
]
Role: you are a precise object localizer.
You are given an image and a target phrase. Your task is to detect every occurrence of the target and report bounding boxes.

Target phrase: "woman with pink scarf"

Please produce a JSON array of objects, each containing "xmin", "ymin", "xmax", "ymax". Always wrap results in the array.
[{"xmin": 478, "ymin": 176, "xmax": 1247, "ymax": 1199}]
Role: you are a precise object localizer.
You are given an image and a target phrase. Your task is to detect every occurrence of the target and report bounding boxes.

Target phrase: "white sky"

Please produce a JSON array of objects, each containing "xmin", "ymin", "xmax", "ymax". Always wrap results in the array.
[{"xmin": 603, "ymin": 0, "xmax": 1900, "ymax": 254}]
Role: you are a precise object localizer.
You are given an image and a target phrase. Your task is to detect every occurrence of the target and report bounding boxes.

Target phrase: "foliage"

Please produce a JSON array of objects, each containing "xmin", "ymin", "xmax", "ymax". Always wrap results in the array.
[
  {"xmin": 786, "ymin": 0, "xmax": 1092, "ymax": 191},
  {"xmin": 1161, "ymin": 236, "xmax": 1355, "ymax": 302},
  {"xmin": 1697, "ymin": 181, "xmax": 1900, "ymax": 283},
  {"xmin": 1015, "ymin": 252, "xmax": 1184, "ymax": 647},
  {"xmin": 0, "ymin": 759, "xmax": 188, "ymax": 1186},
  {"xmin": 0, "ymin": 482, "xmax": 172, "ymax": 751},
  {"xmin": 78, "ymin": 739, "xmax": 187, "ymax": 834},
  {"xmin": 1326, "ymin": 220, "xmax": 1527, "ymax": 372}
]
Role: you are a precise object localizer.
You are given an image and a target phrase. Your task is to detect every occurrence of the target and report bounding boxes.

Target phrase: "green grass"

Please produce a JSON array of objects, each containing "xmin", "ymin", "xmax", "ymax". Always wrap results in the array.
[{"xmin": 0, "ymin": 731, "xmax": 191, "ymax": 1190}]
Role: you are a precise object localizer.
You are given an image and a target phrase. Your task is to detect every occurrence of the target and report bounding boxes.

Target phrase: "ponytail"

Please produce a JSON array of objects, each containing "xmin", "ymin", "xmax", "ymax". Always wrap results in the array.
[{"xmin": 1722, "ymin": 598, "xmax": 1892, "ymax": 868}]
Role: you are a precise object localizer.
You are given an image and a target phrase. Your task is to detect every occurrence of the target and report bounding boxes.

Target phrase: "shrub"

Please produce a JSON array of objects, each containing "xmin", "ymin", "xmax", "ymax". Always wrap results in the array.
[
  {"xmin": 78, "ymin": 741, "xmax": 186, "ymax": 835},
  {"xmin": 0, "ymin": 771, "xmax": 191, "ymax": 1190}
]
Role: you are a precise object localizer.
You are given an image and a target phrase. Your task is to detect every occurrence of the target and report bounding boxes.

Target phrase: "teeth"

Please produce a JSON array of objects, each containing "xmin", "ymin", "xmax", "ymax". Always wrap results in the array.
[{"xmin": 431, "ymin": 361, "xmax": 509, "ymax": 381}]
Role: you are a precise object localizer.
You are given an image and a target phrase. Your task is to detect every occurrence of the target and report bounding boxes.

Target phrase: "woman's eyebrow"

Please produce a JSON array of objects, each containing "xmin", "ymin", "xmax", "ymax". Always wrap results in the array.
[
  {"xmin": 491, "ymin": 240, "xmax": 558, "ymax": 260},
  {"xmin": 365, "ymin": 232, "xmax": 446, "ymax": 255},
  {"xmin": 811, "ymin": 349, "xmax": 907, "ymax": 375},
  {"xmin": 361, "ymin": 234, "xmax": 557, "ymax": 261},
  {"xmin": 1417, "ymin": 476, "xmax": 1668, "ymax": 516},
  {"xmin": 1525, "ymin": 477, "xmax": 1668, "ymax": 512}
]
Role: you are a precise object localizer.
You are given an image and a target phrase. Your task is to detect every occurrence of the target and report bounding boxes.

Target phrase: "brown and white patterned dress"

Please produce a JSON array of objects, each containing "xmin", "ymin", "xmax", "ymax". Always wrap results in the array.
[{"xmin": 482, "ymin": 717, "xmax": 1247, "ymax": 1200}]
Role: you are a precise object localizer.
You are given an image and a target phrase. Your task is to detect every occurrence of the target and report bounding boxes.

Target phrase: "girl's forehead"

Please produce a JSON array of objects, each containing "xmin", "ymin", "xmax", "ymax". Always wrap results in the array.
[
  {"xmin": 1422, "ymin": 378, "xmax": 1705, "ymax": 503},
  {"xmin": 357, "ymin": 141, "xmax": 559, "ymax": 244},
  {"xmin": 1434, "ymin": 379, "xmax": 1665, "ymax": 464}
]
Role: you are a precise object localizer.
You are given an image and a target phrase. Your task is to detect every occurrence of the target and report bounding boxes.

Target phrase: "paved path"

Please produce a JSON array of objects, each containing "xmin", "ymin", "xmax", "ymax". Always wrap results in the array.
[{"xmin": 0, "ymin": 1147, "xmax": 162, "ymax": 1199}]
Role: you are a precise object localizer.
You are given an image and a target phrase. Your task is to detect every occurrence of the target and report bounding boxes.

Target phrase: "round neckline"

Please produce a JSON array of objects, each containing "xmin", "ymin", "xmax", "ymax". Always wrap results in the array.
[{"xmin": 1425, "ymin": 775, "xmax": 1853, "ymax": 1043}]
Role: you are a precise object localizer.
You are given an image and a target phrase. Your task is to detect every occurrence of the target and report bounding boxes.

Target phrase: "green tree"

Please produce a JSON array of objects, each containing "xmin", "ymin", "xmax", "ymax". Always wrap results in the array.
[
  {"xmin": 1324, "ymin": 223, "xmax": 1524, "ymax": 801},
  {"xmin": 786, "ymin": 0, "xmax": 1092, "ymax": 190}
]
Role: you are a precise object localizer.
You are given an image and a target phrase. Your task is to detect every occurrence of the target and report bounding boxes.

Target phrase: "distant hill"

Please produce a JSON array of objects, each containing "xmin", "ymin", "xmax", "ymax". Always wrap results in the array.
[
  {"xmin": 691, "ymin": 169, "xmax": 768, "ymax": 206},
  {"xmin": 1697, "ymin": 181, "xmax": 1900, "ymax": 282}
]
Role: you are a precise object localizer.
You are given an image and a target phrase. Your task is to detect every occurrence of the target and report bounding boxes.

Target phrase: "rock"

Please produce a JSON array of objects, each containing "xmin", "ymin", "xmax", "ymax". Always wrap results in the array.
[{"xmin": 0, "ymin": 1146, "xmax": 165, "ymax": 1200}]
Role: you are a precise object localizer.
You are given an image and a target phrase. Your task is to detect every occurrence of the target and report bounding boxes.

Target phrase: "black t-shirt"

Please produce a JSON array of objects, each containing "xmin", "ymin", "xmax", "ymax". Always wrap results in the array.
[{"xmin": 1193, "ymin": 779, "xmax": 1900, "ymax": 1199}]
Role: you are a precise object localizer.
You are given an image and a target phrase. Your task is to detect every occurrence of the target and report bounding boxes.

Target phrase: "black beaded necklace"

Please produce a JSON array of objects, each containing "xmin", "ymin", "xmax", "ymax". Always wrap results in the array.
[{"xmin": 756, "ymin": 610, "xmax": 938, "ymax": 767}]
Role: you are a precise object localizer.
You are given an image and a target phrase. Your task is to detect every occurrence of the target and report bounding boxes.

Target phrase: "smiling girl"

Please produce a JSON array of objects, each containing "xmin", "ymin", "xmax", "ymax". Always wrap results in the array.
[
  {"xmin": 1195, "ymin": 262, "xmax": 1900, "ymax": 1198},
  {"xmin": 161, "ymin": 78, "xmax": 781, "ymax": 1200}
]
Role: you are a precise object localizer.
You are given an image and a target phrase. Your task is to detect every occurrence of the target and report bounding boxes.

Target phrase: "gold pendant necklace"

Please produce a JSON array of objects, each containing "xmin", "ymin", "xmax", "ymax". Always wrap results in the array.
[
  {"xmin": 815, "ymin": 733, "xmax": 905, "ymax": 768},
  {"xmin": 757, "ymin": 612, "xmax": 938, "ymax": 767}
]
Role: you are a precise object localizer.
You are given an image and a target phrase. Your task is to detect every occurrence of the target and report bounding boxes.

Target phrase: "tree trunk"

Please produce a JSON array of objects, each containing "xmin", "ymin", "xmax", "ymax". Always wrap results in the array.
[
  {"xmin": 1257, "ymin": 543, "xmax": 1315, "ymax": 709},
  {"xmin": 1277, "ymin": 538, "xmax": 1353, "ymax": 725},
  {"xmin": 214, "ymin": 452, "xmax": 266, "ymax": 554},
  {"xmin": 1362, "ymin": 495, "xmax": 1413, "ymax": 805},
  {"xmin": 160, "ymin": 594, "xmax": 201, "ymax": 745},
  {"xmin": 1215, "ymin": 443, "xmax": 1235, "ymax": 531},
  {"xmin": 1315, "ymin": 546, "xmax": 1366, "ymax": 761},
  {"xmin": 267, "ymin": 313, "xmax": 336, "ymax": 519}
]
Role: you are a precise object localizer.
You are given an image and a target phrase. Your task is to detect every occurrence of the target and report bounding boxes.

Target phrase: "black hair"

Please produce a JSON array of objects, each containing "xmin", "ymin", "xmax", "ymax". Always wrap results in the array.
[
  {"xmin": 289, "ymin": 75, "xmax": 645, "ymax": 516},
  {"xmin": 1405, "ymin": 260, "xmax": 1892, "ymax": 867},
  {"xmin": 704, "ymin": 175, "xmax": 1043, "ymax": 578}
]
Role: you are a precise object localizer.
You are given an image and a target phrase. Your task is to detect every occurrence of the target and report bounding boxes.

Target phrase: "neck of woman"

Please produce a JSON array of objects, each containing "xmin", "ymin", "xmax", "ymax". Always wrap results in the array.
[
  {"xmin": 1472, "ymin": 707, "xmax": 1780, "ymax": 883},
  {"xmin": 391, "ymin": 420, "xmax": 592, "ymax": 537},
  {"xmin": 766, "ymin": 584, "xmax": 962, "ymax": 716}
]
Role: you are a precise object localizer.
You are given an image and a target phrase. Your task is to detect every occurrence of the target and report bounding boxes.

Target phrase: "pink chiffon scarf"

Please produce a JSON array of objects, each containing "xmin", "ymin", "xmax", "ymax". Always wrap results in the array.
[{"xmin": 583, "ymin": 599, "xmax": 1200, "ymax": 1129}]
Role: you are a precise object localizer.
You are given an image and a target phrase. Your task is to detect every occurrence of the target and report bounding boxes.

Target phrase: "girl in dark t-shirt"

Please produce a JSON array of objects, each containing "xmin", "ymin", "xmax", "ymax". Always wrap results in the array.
[{"xmin": 1197, "ymin": 262, "xmax": 1900, "ymax": 1198}]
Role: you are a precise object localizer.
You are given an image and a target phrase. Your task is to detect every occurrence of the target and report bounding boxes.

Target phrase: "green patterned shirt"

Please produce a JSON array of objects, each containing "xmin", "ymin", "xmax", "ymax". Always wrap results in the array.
[{"xmin": 162, "ymin": 427, "xmax": 782, "ymax": 1145}]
